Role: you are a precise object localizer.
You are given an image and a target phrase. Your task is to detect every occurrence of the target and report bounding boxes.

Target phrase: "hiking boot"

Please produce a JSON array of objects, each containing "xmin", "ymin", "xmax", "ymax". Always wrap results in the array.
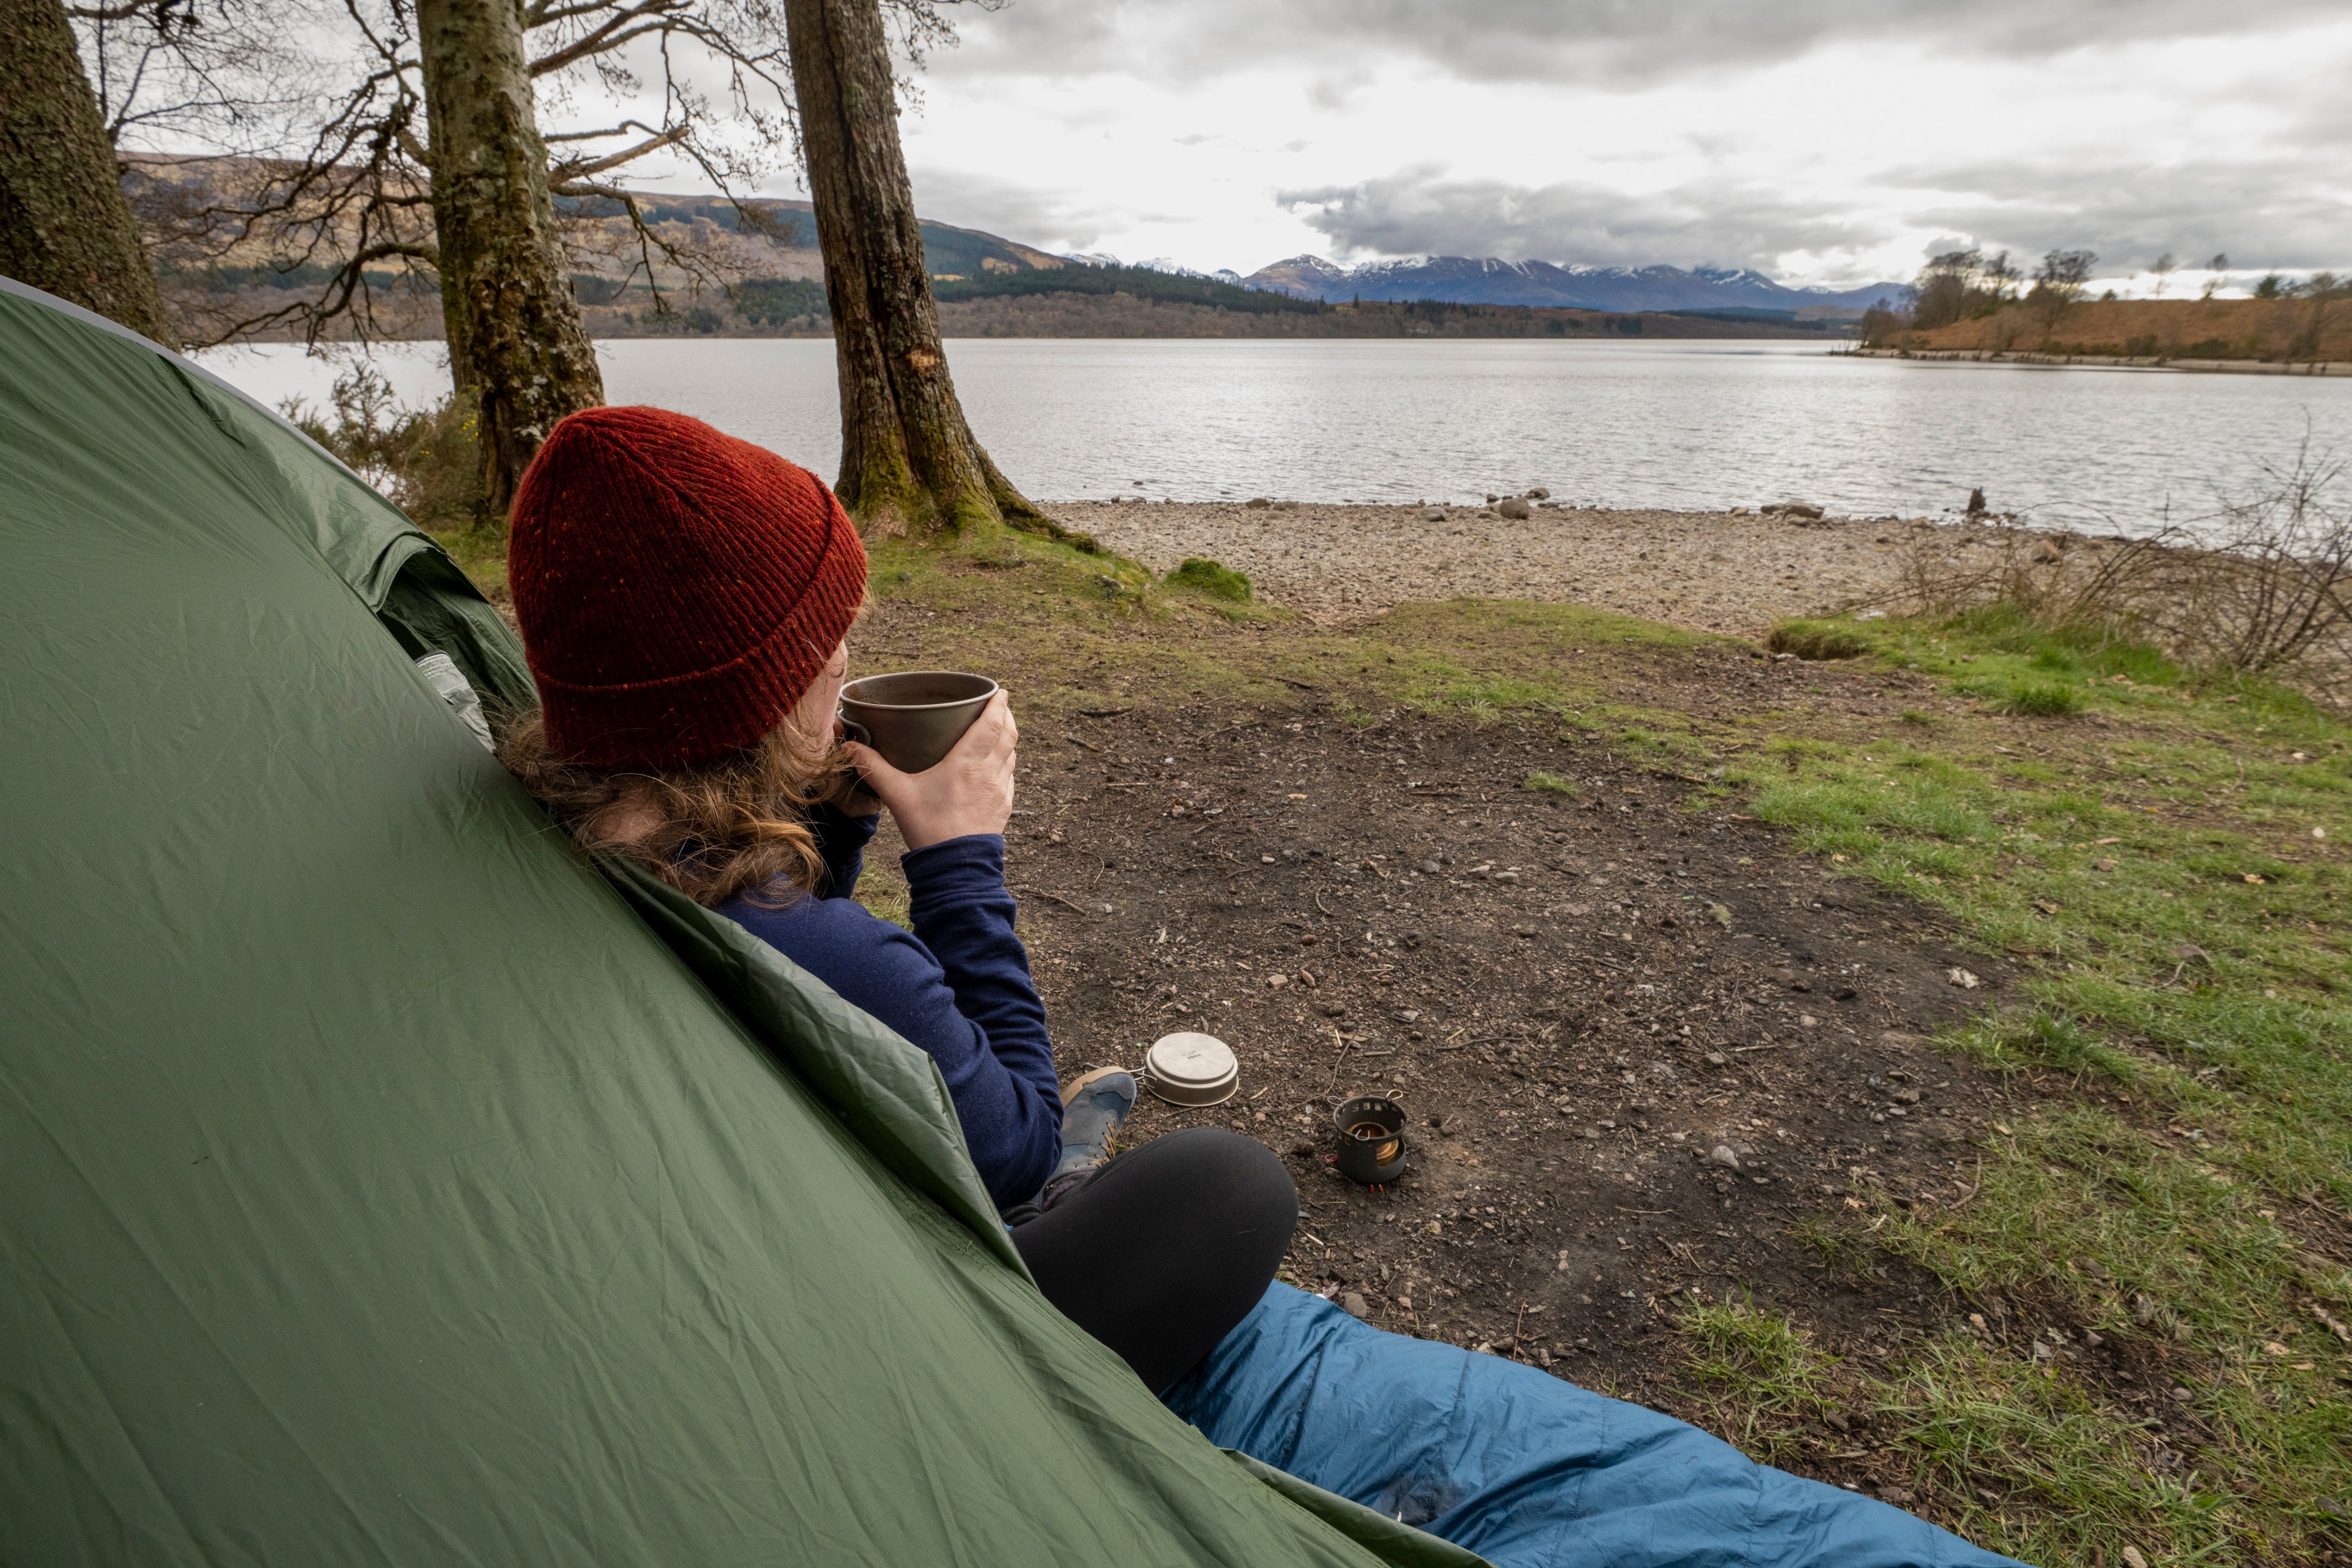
[{"xmin": 1053, "ymin": 1066, "xmax": 1135, "ymax": 1185}]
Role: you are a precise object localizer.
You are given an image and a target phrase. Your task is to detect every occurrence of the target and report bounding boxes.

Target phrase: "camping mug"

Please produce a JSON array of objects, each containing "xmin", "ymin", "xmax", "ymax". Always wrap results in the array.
[
  {"xmin": 838, "ymin": 671, "xmax": 1000, "ymax": 774},
  {"xmin": 1332, "ymin": 1094, "xmax": 1409, "ymax": 1184}
]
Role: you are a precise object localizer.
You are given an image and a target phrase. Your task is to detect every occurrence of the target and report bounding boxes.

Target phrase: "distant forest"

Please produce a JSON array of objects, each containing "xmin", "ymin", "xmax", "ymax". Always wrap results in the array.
[
  {"xmin": 583, "ymin": 263, "xmax": 1851, "ymax": 340},
  {"xmin": 162, "ymin": 240, "xmax": 1850, "ymax": 344}
]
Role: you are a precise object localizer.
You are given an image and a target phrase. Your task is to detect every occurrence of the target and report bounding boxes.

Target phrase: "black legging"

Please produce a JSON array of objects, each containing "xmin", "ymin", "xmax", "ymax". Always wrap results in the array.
[{"xmin": 1011, "ymin": 1126, "xmax": 1298, "ymax": 1393}]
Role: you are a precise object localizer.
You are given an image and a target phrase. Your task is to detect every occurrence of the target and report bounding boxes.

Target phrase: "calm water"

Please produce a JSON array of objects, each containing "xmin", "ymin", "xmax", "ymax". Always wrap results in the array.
[{"xmin": 203, "ymin": 337, "xmax": 2352, "ymax": 530}]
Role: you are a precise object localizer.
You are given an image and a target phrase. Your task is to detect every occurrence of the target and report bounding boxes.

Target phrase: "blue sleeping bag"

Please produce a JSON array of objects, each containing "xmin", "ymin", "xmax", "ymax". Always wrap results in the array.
[{"xmin": 1165, "ymin": 1284, "xmax": 2027, "ymax": 1568}]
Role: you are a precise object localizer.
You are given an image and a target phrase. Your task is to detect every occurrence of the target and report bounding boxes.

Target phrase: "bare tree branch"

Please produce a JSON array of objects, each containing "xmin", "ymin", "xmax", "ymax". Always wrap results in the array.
[{"xmin": 548, "ymin": 122, "xmax": 689, "ymax": 182}]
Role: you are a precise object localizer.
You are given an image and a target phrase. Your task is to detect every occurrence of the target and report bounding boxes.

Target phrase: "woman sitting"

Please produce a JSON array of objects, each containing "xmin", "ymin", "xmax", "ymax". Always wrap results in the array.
[{"xmin": 493, "ymin": 405, "xmax": 1294, "ymax": 1393}]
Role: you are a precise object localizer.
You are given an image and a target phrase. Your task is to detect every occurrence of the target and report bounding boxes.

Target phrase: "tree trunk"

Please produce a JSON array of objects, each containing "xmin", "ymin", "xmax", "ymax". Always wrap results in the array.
[
  {"xmin": 415, "ymin": 0, "xmax": 602, "ymax": 523},
  {"xmin": 784, "ymin": 0, "xmax": 1084, "ymax": 546},
  {"xmin": 0, "ymin": 0, "xmax": 173, "ymax": 343}
]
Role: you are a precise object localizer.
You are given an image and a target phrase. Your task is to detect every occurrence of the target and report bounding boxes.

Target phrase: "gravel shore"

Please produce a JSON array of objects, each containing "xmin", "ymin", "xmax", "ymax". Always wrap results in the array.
[{"xmin": 1049, "ymin": 500, "xmax": 1979, "ymax": 636}]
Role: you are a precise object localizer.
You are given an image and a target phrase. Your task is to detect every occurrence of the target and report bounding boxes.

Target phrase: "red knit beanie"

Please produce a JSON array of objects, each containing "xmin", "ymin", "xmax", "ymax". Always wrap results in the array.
[{"xmin": 508, "ymin": 406, "xmax": 868, "ymax": 769}]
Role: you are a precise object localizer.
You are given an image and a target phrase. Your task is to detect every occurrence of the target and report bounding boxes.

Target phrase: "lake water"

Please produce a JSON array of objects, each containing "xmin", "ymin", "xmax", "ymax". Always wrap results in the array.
[{"xmin": 202, "ymin": 337, "xmax": 2352, "ymax": 530}]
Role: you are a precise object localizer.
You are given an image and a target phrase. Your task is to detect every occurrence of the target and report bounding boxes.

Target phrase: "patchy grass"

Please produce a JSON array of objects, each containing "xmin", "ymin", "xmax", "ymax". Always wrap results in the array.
[
  {"xmin": 1522, "ymin": 770, "xmax": 1582, "ymax": 797},
  {"xmin": 1165, "ymin": 556, "xmax": 1254, "ymax": 603},
  {"xmin": 1686, "ymin": 611, "xmax": 2352, "ymax": 1566},
  {"xmin": 1677, "ymin": 1296, "xmax": 2313, "ymax": 1568},
  {"xmin": 1768, "ymin": 619, "xmax": 1872, "ymax": 660},
  {"xmin": 2002, "ymin": 681, "xmax": 2087, "ymax": 717}
]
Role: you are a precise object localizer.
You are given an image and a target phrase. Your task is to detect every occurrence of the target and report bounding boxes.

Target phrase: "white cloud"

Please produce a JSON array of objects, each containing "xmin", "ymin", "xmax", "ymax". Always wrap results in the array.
[{"xmin": 586, "ymin": 5, "xmax": 2352, "ymax": 285}]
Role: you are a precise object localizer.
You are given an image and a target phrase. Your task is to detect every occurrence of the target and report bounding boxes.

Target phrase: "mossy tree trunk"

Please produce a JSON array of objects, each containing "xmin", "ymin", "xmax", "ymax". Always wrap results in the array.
[
  {"xmin": 416, "ymin": 0, "xmax": 602, "ymax": 522},
  {"xmin": 783, "ymin": 0, "xmax": 1070, "ymax": 542},
  {"xmin": 0, "ymin": 0, "xmax": 173, "ymax": 343}
]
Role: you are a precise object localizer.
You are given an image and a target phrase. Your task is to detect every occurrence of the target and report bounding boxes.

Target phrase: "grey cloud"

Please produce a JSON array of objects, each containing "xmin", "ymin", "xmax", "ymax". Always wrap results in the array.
[
  {"xmin": 1887, "ymin": 157, "xmax": 2352, "ymax": 272},
  {"xmin": 1278, "ymin": 169, "xmax": 1893, "ymax": 272},
  {"xmin": 937, "ymin": 0, "xmax": 2348, "ymax": 87},
  {"xmin": 1279, "ymin": 153, "xmax": 2352, "ymax": 276},
  {"xmin": 907, "ymin": 166, "xmax": 1106, "ymax": 249}
]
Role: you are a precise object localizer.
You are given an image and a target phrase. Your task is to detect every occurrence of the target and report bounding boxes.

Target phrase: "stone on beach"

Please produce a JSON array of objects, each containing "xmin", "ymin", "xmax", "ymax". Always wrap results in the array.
[
  {"xmin": 1417, "ymin": 506, "xmax": 1447, "ymax": 522},
  {"xmin": 1496, "ymin": 497, "xmax": 1534, "ymax": 520}
]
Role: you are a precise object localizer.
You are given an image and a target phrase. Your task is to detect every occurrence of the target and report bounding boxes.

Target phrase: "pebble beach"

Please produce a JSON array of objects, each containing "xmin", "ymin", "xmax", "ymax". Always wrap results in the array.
[{"xmin": 1048, "ymin": 500, "xmax": 1997, "ymax": 635}]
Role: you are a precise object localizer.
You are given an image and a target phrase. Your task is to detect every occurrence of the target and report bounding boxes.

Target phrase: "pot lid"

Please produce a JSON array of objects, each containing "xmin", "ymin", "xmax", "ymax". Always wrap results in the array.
[{"xmin": 1143, "ymin": 1032, "xmax": 1240, "ymax": 1106}]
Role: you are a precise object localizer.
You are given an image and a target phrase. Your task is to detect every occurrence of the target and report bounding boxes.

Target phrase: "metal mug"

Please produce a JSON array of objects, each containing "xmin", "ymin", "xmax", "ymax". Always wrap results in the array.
[
  {"xmin": 1332, "ymin": 1094, "xmax": 1409, "ymax": 1184},
  {"xmin": 837, "ymin": 671, "xmax": 999, "ymax": 774}
]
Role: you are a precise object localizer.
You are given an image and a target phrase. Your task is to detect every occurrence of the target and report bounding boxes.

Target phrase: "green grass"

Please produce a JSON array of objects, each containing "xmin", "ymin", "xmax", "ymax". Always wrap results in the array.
[
  {"xmin": 2003, "ymin": 681, "xmax": 2087, "ymax": 717},
  {"xmin": 1678, "ymin": 1296, "xmax": 2319, "ymax": 1567},
  {"xmin": 1678, "ymin": 611, "xmax": 2352, "ymax": 1565},
  {"xmin": 1165, "ymin": 556, "xmax": 1254, "ymax": 602},
  {"xmin": 1522, "ymin": 770, "xmax": 1582, "ymax": 797},
  {"xmin": 1768, "ymin": 618, "xmax": 1872, "ymax": 660}
]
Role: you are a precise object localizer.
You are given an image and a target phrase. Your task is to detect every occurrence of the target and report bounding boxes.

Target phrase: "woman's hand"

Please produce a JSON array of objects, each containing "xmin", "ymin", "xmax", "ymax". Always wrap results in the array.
[
  {"xmin": 822, "ymin": 760, "xmax": 884, "ymax": 820},
  {"xmin": 844, "ymin": 691, "xmax": 1017, "ymax": 850}
]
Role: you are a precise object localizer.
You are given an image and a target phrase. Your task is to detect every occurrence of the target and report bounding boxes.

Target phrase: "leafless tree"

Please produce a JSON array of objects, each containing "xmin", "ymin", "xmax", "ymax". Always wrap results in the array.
[
  {"xmin": 1909, "ymin": 248, "xmax": 2019, "ymax": 332},
  {"xmin": 2200, "ymin": 253, "xmax": 2229, "ymax": 302},
  {"xmin": 2027, "ymin": 249, "xmax": 2096, "ymax": 337},
  {"xmin": 108, "ymin": 0, "xmax": 866, "ymax": 516}
]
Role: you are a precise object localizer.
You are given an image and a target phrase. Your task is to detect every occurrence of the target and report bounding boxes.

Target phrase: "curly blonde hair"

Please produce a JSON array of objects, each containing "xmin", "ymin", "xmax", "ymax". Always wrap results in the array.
[{"xmin": 499, "ymin": 711, "xmax": 854, "ymax": 908}]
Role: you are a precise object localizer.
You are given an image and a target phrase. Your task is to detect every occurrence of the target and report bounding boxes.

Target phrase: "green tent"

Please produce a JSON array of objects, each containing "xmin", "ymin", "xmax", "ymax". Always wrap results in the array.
[{"xmin": 0, "ymin": 278, "xmax": 1479, "ymax": 1566}]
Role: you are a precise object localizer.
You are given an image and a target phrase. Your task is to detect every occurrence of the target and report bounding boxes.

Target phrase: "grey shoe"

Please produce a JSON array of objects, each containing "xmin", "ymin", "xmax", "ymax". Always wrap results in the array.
[{"xmin": 1053, "ymin": 1066, "xmax": 1136, "ymax": 1183}]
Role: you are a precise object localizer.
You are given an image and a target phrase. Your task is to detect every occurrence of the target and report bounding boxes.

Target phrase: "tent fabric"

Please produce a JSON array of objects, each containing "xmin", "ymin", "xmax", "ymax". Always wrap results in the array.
[
  {"xmin": 1165, "ymin": 1285, "xmax": 2028, "ymax": 1568},
  {"xmin": 0, "ymin": 275, "xmax": 1481, "ymax": 1567}
]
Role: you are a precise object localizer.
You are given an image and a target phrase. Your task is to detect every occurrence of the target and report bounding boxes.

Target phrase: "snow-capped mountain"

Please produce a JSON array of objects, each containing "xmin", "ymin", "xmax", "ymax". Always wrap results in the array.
[
  {"xmin": 1240, "ymin": 255, "xmax": 1903, "ymax": 313},
  {"xmin": 1084, "ymin": 255, "xmax": 1247, "ymax": 284}
]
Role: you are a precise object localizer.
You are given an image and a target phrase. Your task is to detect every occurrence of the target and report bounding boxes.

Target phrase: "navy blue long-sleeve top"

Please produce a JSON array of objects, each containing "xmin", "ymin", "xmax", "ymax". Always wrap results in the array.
[{"xmin": 716, "ymin": 805, "xmax": 1063, "ymax": 1207}]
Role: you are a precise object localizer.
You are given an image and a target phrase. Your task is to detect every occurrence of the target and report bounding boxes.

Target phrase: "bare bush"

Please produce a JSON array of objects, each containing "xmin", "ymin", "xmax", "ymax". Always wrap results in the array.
[
  {"xmin": 2166, "ymin": 442, "xmax": 2352, "ymax": 679},
  {"xmin": 1888, "ymin": 519, "xmax": 2184, "ymax": 633},
  {"xmin": 1878, "ymin": 440, "xmax": 2352, "ymax": 696},
  {"xmin": 284, "ymin": 365, "xmax": 480, "ymax": 531}
]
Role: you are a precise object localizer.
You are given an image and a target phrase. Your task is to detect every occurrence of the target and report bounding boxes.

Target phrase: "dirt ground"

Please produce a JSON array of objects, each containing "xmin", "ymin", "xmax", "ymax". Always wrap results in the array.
[
  {"xmin": 855, "ymin": 621, "xmax": 2052, "ymax": 1486},
  {"xmin": 1062, "ymin": 500, "xmax": 1997, "ymax": 634}
]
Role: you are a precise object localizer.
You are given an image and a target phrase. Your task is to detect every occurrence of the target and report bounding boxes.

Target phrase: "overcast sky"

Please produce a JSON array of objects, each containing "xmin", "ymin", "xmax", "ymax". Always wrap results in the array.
[{"xmin": 660, "ymin": 0, "xmax": 2352, "ymax": 290}]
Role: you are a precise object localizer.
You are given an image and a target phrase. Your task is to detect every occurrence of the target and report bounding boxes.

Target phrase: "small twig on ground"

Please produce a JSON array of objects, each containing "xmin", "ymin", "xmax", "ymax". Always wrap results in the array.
[
  {"xmin": 1944, "ymin": 1159, "xmax": 1986, "ymax": 1212},
  {"xmin": 1063, "ymin": 733, "xmax": 1102, "ymax": 752},
  {"xmin": 1008, "ymin": 884, "xmax": 1093, "ymax": 915},
  {"xmin": 1077, "ymin": 707, "xmax": 1132, "ymax": 718},
  {"xmin": 1323, "ymin": 1027, "xmax": 1354, "ymax": 1094}
]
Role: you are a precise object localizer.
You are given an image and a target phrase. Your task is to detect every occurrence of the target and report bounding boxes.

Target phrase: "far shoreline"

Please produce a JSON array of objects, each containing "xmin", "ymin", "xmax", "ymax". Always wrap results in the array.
[{"xmin": 1847, "ymin": 346, "xmax": 2351, "ymax": 377}]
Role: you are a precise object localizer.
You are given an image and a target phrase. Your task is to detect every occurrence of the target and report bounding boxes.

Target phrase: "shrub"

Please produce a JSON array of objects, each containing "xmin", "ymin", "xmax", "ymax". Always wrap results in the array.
[
  {"xmin": 2002, "ymin": 681, "xmax": 2084, "ymax": 717},
  {"xmin": 1766, "ymin": 620, "xmax": 1870, "ymax": 660},
  {"xmin": 286, "ymin": 367, "xmax": 483, "ymax": 531},
  {"xmin": 1165, "ymin": 557, "xmax": 1251, "ymax": 601}
]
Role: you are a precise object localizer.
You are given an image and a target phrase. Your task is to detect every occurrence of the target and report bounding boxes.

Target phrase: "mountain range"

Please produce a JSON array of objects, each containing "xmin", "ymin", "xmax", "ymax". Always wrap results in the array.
[
  {"xmin": 1058, "ymin": 250, "xmax": 1901, "ymax": 316},
  {"xmin": 1226, "ymin": 255, "xmax": 1903, "ymax": 315}
]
